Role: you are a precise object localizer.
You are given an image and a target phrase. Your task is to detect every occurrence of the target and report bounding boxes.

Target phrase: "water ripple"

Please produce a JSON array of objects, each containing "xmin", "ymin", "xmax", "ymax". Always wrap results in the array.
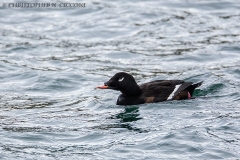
[{"xmin": 0, "ymin": 0, "xmax": 240, "ymax": 159}]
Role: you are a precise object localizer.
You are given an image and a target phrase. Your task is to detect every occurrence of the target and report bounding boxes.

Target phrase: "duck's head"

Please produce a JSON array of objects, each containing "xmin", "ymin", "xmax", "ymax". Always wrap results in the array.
[{"xmin": 97, "ymin": 72, "xmax": 141, "ymax": 96}]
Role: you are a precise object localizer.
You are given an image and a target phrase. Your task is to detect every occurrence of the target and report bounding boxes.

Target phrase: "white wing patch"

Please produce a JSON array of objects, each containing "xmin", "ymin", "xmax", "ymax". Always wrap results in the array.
[
  {"xmin": 167, "ymin": 84, "xmax": 181, "ymax": 100},
  {"xmin": 118, "ymin": 77, "xmax": 124, "ymax": 82}
]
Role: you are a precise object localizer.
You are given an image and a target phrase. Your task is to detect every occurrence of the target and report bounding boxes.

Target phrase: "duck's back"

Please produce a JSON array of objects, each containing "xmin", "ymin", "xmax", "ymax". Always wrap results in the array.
[
  {"xmin": 140, "ymin": 80, "xmax": 193, "ymax": 103},
  {"xmin": 116, "ymin": 79, "xmax": 202, "ymax": 105}
]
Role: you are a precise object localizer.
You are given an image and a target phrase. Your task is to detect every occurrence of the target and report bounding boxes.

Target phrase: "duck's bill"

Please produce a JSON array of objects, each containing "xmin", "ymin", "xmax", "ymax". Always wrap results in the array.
[{"xmin": 96, "ymin": 85, "xmax": 108, "ymax": 89}]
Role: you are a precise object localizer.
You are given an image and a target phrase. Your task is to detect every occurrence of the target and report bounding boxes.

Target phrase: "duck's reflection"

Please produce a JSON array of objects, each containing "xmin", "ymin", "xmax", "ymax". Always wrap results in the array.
[
  {"xmin": 114, "ymin": 106, "xmax": 147, "ymax": 133},
  {"xmin": 116, "ymin": 106, "xmax": 142, "ymax": 122},
  {"xmin": 92, "ymin": 106, "xmax": 146, "ymax": 133}
]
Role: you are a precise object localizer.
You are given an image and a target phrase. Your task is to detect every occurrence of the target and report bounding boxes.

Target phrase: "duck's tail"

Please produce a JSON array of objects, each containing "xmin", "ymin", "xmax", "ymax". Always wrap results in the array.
[{"xmin": 186, "ymin": 81, "xmax": 203, "ymax": 96}]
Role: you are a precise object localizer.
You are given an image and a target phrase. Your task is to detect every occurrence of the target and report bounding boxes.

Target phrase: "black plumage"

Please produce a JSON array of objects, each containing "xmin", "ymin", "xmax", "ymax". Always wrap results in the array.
[{"xmin": 97, "ymin": 72, "xmax": 202, "ymax": 105}]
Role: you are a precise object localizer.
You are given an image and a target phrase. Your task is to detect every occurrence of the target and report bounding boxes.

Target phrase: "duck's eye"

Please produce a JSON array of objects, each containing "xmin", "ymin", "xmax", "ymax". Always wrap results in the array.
[{"xmin": 118, "ymin": 77, "xmax": 124, "ymax": 82}]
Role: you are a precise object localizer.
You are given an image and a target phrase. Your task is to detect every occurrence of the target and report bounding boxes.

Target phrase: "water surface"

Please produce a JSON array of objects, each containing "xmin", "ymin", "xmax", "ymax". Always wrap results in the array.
[{"xmin": 0, "ymin": 0, "xmax": 240, "ymax": 159}]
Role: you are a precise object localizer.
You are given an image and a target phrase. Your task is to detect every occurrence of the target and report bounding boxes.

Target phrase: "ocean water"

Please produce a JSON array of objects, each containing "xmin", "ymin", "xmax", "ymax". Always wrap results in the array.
[{"xmin": 0, "ymin": 0, "xmax": 240, "ymax": 159}]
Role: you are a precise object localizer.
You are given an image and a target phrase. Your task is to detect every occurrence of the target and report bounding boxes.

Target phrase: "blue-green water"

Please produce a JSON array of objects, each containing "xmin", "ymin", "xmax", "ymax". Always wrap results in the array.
[{"xmin": 0, "ymin": 0, "xmax": 240, "ymax": 159}]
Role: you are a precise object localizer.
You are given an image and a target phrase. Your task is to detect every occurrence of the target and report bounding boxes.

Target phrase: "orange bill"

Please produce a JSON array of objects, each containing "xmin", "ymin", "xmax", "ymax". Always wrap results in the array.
[{"xmin": 96, "ymin": 85, "xmax": 108, "ymax": 89}]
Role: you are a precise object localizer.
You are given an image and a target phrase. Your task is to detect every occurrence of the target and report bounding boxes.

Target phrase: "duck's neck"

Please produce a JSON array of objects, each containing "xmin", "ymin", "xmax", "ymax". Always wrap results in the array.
[{"xmin": 121, "ymin": 83, "xmax": 142, "ymax": 96}]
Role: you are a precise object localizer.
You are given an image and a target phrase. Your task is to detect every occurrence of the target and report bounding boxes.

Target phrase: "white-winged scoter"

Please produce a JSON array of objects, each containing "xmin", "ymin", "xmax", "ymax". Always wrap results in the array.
[{"xmin": 97, "ymin": 72, "xmax": 202, "ymax": 105}]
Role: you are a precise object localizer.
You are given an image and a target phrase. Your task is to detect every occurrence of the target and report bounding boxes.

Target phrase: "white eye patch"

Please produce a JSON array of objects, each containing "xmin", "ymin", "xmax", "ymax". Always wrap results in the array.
[{"xmin": 118, "ymin": 77, "xmax": 124, "ymax": 82}]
